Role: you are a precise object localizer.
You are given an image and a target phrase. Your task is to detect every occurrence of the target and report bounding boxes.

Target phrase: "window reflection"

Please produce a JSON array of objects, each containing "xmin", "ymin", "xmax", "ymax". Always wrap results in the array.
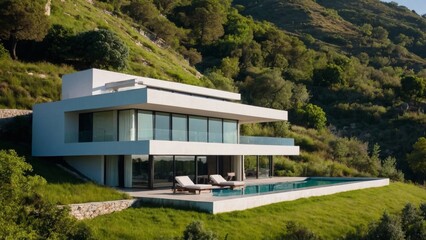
[{"xmin": 189, "ymin": 116, "xmax": 207, "ymax": 142}]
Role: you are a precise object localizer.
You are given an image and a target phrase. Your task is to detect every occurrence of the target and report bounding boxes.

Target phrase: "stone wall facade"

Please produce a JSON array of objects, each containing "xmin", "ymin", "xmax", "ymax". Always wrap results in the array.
[{"xmin": 68, "ymin": 199, "xmax": 141, "ymax": 220}]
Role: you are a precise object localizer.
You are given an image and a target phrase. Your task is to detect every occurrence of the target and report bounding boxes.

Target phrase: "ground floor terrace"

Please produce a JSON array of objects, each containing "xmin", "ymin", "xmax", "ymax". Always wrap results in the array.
[
  {"xmin": 123, "ymin": 177, "xmax": 390, "ymax": 214},
  {"xmin": 65, "ymin": 154, "xmax": 282, "ymax": 189}
]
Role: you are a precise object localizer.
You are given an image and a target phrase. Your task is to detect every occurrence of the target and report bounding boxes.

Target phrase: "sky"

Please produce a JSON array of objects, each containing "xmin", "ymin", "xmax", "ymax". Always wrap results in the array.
[{"xmin": 381, "ymin": 0, "xmax": 426, "ymax": 15}]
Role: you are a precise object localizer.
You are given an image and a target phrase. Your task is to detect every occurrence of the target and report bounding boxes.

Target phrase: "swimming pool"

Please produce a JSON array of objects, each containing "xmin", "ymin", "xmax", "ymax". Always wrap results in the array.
[{"xmin": 212, "ymin": 178, "xmax": 367, "ymax": 197}]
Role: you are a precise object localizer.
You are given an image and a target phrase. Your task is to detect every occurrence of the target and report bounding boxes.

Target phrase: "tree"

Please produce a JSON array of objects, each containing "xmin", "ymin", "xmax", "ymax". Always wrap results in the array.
[
  {"xmin": 126, "ymin": 0, "xmax": 160, "ymax": 26},
  {"xmin": 400, "ymin": 75, "xmax": 426, "ymax": 101},
  {"xmin": 312, "ymin": 64, "xmax": 344, "ymax": 87},
  {"xmin": 366, "ymin": 212, "xmax": 405, "ymax": 240},
  {"xmin": 0, "ymin": 0, "xmax": 50, "ymax": 60},
  {"xmin": 190, "ymin": 0, "xmax": 230, "ymax": 45},
  {"xmin": 0, "ymin": 150, "xmax": 92, "ymax": 239},
  {"xmin": 406, "ymin": 137, "xmax": 426, "ymax": 183},
  {"xmin": 302, "ymin": 103, "xmax": 327, "ymax": 130},
  {"xmin": 401, "ymin": 203, "xmax": 425, "ymax": 240},
  {"xmin": 75, "ymin": 29, "xmax": 129, "ymax": 70},
  {"xmin": 379, "ymin": 156, "xmax": 404, "ymax": 182},
  {"xmin": 372, "ymin": 26, "xmax": 389, "ymax": 41},
  {"xmin": 241, "ymin": 68, "xmax": 293, "ymax": 109}
]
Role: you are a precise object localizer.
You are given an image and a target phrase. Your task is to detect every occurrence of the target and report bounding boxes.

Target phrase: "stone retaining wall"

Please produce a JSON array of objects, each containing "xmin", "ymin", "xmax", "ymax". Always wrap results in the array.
[
  {"xmin": 0, "ymin": 109, "xmax": 32, "ymax": 119},
  {"xmin": 68, "ymin": 199, "xmax": 141, "ymax": 220}
]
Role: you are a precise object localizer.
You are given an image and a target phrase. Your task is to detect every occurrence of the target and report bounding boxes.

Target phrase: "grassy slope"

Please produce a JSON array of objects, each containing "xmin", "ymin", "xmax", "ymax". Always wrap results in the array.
[
  {"xmin": 49, "ymin": 0, "xmax": 202, "ymax": 85},
  {"xmin": 0, "ymin": 140, "xmax": 128, "ymax": 204},
  {"xmin": 86, "ymin": 183, "xmax": 426, "ymax": 239},
  {"xmin": 1, "ymin": 0, "xmax": 207, "ymax": 110}
]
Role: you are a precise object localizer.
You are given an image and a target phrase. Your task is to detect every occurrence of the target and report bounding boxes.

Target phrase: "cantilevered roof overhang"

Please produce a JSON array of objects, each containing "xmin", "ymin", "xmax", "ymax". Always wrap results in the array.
[
  {"xmin": 59, "ymin": 87, "xmax": 287, "ymax": 123},
  {"xmin": 34, "ymin": 140, "xmax": 299, "ymax": 157}
]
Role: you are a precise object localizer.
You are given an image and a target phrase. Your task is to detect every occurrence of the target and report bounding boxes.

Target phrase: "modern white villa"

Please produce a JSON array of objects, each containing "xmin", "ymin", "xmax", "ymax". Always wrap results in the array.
[{"xmin": 32, "ymin": 69, "xmax": 300, "ymax": 189}]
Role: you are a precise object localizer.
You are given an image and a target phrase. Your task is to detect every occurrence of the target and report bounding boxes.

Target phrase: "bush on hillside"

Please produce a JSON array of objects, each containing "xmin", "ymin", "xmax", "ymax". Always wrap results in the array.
[
  {"xmin": 182, "ymin": 221, "xmax": 217, "ymax": 240},
  {"xmin": 74, "ymin": 29, "xmax": 129, "ymax": 70},
  {"xmin": 0, "ymin": 150, "xmax": 93, "ymax": 239},
  {"xmin": 277, "ymin": 221, "xmax": 321, "ymax": 240}
]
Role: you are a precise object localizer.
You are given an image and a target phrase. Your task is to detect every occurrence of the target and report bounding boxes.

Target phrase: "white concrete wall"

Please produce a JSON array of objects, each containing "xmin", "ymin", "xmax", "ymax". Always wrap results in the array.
[
  {"xmin": 65, "ymin": 155, "xmax": 104, "ymax": 184},
  {"xmin": 32, "ymin": 101, "xmax": 65, "ymax": 156},
  {"xmin": 62, "ymin": 69, "xmax": 94, "ymax": 100}
]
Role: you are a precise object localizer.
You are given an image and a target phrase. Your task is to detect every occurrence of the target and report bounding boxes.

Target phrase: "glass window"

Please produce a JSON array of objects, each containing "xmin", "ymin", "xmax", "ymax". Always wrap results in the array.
[
  {"xmin": 132, "ymin": 155, "xmax": 149, "ymax": 188},
  {"xmin": 138, "ymin": 110, "xmax": 153, "ymax": 140},
  {"xmin": 155, "ymin": 112, "xmax": 170, "ymax": 140},
  {"xmin": 244, "ymin": 156, "xmax": 257, "ymax": 179},
  {"xmin": 93, "ymin": 111, "xmax": 116, "ymax": 141},
  {"xmin": 119, "ymin": 110, "xmax": 135, "ymax": 141},
  {"xmin": 153, "ymin": 156, "xmax": 173, "ymax": 188},
  {"xmin": 259, "ymin": 156, "xmax": 270, "ymax": 178},
  {"xmin": 223, "ymin": 120, "xmax": 237, "ymax": 143},
  {"xmin": 175, "ymin": 156, "xmax": 195, "ymax": 181},
  {"xmin": 79, "ymin": 113, "xmax": 93, "ymax": 142},
  {"xmin": 208, "ymin": 118, "xmax": 222, "ymax": 143},
  {"xmin": 189, "ymin": 116, "xmax": 207, "ymax": 142},
  {"xmin": 172, "ymin": 114, "xmax": 187, "ymax": 141}
]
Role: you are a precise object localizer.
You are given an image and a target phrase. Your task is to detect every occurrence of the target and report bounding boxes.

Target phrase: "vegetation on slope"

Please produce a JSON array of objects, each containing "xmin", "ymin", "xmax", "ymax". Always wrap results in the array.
[
  {"xmin": 85, "ymin": 182, "xmax": 426, "ymax": 239},
  {"xmin": 1, "ymin": 0, "xmax": 425, "ymax": 183}
]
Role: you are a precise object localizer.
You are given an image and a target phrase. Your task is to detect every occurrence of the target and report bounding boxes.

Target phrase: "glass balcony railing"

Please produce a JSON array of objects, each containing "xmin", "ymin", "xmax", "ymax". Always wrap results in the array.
[{"xmin": 239, "ymin": 136, "xmax": 294, "ymax": 146}]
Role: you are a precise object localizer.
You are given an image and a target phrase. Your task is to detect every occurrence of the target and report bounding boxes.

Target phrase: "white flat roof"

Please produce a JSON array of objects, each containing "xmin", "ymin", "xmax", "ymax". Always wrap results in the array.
[{"xmin": 62, "ymin": 69, "xmax": 241, "ymax": 101}]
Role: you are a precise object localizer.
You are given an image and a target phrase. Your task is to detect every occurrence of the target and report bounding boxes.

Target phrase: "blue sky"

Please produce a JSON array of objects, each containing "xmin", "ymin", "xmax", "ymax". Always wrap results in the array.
[{"xmin": 381, "ymin": 0, "xmax": 426, "ymax": 15}]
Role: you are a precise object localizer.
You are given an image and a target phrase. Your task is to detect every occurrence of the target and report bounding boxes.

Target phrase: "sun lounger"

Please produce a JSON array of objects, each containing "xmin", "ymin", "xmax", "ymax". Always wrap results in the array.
[
  {"xmin": 175, "ymin": 176, "xmax": 213, "ymax": 194},
  {"xmin": 210, "ymin": 174, "xmax": 245, "ymax": 189}
]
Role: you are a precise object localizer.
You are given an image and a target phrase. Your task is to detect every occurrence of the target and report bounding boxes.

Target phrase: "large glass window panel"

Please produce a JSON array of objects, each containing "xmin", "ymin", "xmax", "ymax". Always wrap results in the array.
[
  {"xmin": 79, "ymin": 113, "xmax": 93, "ymax": 142},
  {"xmin": 93, "ymin": 111, "xmax": 116, "ymax": 141},
  {"xmin": 153, "ymin": 156, "xmax": 173, "ymax": 188},
  {"xmin": 155, "ymin": 112, "xmax": 171, "ymax": 140},
  {"xmin": 175, "ymin": 156, "xmax": 195, "ymax": 181},
  {"xmin": 259, "ymin": 156, "xmax": 270, "ymax": 178},
  {"xmin": 137, "ymin": 110, "xmax": 153, "ymax": 140},
  {"xmin": 208, "ymin": 118, "xmax": 222, "ymax": 143},
  {"xmin": 119, "ymin": 110, "xmax": 135, "ymax": 141},
  {"xmin": 223, "ymin": 120, "xmax": 237, "ymax": 143},
  {"xmin": 196, "ymin": 156, "xmax": 208, "ymax": 184},
  {"xmin": 172, "ymin": 114, "xmax": 187, "ymax": 141},
  {"xmin": 132, "ymin": 155, "xmax": 149, "ymax": 188},
  {"xmin": 244, "ymin": 156, "xmax": 257, "ymax": 179},
  {"xmin": 189, "ymin": 116, "xmax": 207, "ymax": 142}
]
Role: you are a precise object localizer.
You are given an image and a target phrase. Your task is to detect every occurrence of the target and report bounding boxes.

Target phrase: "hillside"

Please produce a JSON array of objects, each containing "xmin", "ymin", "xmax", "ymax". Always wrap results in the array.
[
  {"xmin": 234, "ymin": 0, "xmax": 426, "ymax": 70},
  {"xmin": 0, "ymin": 0, "xmax": 425, "ymax": 183},
  {"xmin": 0, "ymin": 0, "xmax": 208, "ymax": 109}
]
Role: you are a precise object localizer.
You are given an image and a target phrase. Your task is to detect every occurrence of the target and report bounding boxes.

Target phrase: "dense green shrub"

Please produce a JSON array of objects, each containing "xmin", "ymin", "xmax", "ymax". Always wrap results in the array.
[
  {"xmin": 182, "ymin": 221, "xmax": 217, "ymax": 240},
  {"xmin": 406, "ymin": 137, "xmax": 426, "ymax": 183},
  {"xmin": 277, "ymin": 221, "xmax": 321, "ymax": 240},
  {"xmin": 74, "ymin": 29, "xmax": 129, "ymax": 70}
]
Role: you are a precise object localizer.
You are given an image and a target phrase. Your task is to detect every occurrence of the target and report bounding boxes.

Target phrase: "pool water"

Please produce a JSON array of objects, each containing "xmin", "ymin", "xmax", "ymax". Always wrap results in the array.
[{"xmin": 212, "ymin": 178, "xmax": 363, "ymax": 197}]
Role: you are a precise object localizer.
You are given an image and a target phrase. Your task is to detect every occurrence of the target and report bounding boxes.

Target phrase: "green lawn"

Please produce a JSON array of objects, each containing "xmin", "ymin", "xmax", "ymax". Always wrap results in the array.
[{"xmin": 85, "ymin": 182, "xmax": 426, "ymax": 239}]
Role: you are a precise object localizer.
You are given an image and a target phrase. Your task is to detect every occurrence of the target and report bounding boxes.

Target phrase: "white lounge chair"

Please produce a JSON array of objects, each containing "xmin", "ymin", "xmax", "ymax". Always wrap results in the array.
[
  {"xmin": 210, "ymin": 174, "xmax": 245, "ymax": 189},
  {"xmin": 175, "ymin": 176, "xmax": 213, "ymax": 194}
]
